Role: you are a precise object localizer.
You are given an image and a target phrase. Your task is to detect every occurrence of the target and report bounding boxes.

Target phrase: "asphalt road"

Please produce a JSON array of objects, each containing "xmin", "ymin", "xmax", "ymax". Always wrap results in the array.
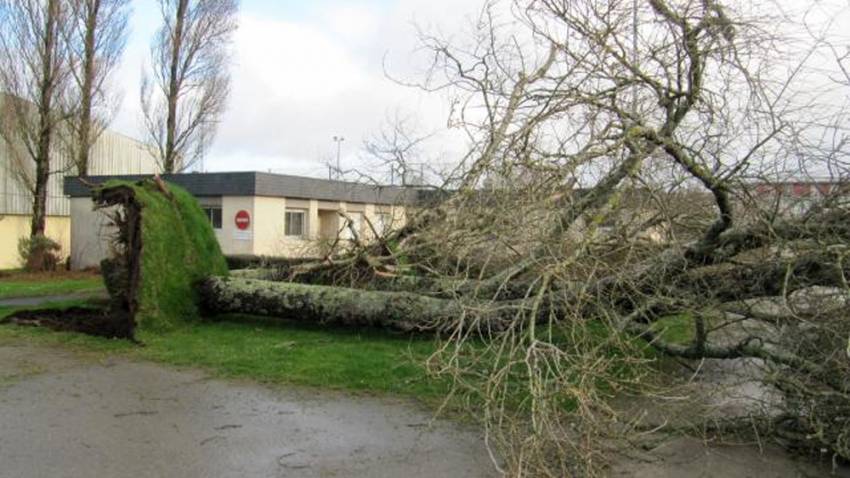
[{"xmin": 0, "ymin": 343, "xmax": 496, "ymax": 478}]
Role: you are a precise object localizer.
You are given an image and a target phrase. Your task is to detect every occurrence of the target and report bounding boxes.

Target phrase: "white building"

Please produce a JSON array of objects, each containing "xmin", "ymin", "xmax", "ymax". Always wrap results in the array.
[{"xmin": 64, "ymin": 172, "xmax": 414, "ymax": 270}]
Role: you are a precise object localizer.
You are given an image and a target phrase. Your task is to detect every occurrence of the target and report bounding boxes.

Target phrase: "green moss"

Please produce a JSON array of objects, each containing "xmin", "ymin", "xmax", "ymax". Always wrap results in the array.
[
  {"xmin": 97, "ymin": 179, "xmax": 228, "ymax": 331},
  {"xmin": 651, "ymin": 314, "xmax": 694, "ymax": 344}
]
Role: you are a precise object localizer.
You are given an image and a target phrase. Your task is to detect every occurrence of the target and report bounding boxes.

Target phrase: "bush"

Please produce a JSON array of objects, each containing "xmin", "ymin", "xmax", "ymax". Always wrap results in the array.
[{"xmin": 18, "ymin": 234, "xmax": 61, "ymax": 271}]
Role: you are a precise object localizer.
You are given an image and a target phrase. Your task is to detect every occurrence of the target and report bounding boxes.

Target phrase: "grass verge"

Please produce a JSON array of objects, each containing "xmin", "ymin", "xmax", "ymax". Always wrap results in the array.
[
  {"xmin": 0, "ymin": 304, "xmax": 446, "ymax": 400},
  {"xmin": 0, "ymin": 271, "xmax": 104, "ymax": 299}
]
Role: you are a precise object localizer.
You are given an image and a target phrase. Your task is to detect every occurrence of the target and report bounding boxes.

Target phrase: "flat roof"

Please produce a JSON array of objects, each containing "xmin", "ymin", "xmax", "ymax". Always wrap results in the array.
[{"xmin": 63, "ymin": 172, "xmax": 419, "ymax": 206}]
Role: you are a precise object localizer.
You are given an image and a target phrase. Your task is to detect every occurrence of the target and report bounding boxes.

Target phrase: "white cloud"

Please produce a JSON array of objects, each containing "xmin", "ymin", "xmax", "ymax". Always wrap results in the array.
[
  {"xmin": 321, "ymin": 4, "xmax": 382, "ymax": 42},
  {"xmin": 108, "ymin": 0, "xmax": 493, "ymax": 178},
  {"xmin": 234, "ymin": 16, "xmax": 369, "ymax": 102}
]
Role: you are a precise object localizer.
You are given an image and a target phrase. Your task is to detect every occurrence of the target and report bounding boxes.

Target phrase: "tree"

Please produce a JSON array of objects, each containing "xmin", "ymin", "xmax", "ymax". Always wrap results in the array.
[
  {"xmin": 89, "ymin": 0, "xmax": 850, "ymax": 475},
  {"xmin": 64, "ymin": 0, "xmax": 131, "ymax": 176},
  {"xmin": 199, "ymin": 0, "xmax": 850, "ymax": 474},
  {"xmin": 141, "ymin": 0, "xmax": 239, "ymax": 173},
  {"xmin": 395, "ymin": 1, "xmax": 850, "ymax": 474},
  {"xmin": 0, "ymin": 0, "xmax": 71, "ymax": 269},
  {"xmin": 363, "ymin": 112, "xmax": 433, "ymax": 186}
]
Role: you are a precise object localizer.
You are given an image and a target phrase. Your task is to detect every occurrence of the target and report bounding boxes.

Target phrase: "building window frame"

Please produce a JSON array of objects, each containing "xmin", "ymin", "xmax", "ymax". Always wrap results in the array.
[
  {"xmin": 285, "ymin": 209, "xmax": 307, "ymax": 238},
  {"xmin": 202, "ymin": 206, "xmax": 223, "ymax": 230}
]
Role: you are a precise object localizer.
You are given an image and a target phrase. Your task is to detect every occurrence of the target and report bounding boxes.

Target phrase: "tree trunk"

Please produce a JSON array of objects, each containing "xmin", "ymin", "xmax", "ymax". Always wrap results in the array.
[
  {"xmin": 199, "ymin": 277, "xmax": 508, "ymax": 332},
  {"xmin": 30, "ymin": 0, "xmax": 61, "ymax": 238},
  {"xmin": 76, "ymin": 0, "xmax": 100, "ymax": 177},
  {"xmin": 30, "ymin": 152, "xmax": 49, "ymax": 237},
  {"xmin": 163, "ymin": 0, "xmax": 188, "ymax": 173}
]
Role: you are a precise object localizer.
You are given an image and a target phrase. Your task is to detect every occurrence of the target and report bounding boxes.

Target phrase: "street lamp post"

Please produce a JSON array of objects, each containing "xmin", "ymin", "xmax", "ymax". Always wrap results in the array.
[{"xmin": 332, "ymin": 136, "xmax": 345, "ymax": 180}]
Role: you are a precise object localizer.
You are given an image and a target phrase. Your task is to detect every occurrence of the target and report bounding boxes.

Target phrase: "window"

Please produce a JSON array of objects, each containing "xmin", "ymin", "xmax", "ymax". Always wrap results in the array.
[
  {"xmin": 285, "ymin": 210, "xmax": 306, "ymax": 237},
  {"xmin": 197, "ymin": 197, "xmax": 222, "ymax": 230},
  {"xmin": 202, "ymin": 207, "xmax": 222, "ymax": 229}
]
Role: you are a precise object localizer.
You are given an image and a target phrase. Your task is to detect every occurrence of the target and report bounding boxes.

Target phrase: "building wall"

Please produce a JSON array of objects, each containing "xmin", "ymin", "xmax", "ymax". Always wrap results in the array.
[
  {"xmin": 318, "ymin": 209, "xmax": 340, "ymax": 240},
  {"xmin": 68, "ymin": 199, "xmax": 115, "ymax": 270},
  {"xmin": 0, "ymin": 215, "xmax": 71, "ymax": 269},
  {"xmin": 750, "ymin": 181, "xmax": 844, "ymax": 217},
  {"xmin": 1, "ymin": 92, "xmax": 158, "ymax": 269},
  {"xmin": 213, "ymin": 196, "xmax": 408, "ymax": 258},
  {"xmin": 67, "ymin": 192, "xmax": 409, "ymax": 269},
  {"xmin": 252, "ymin": 196, "xmax": 290, "ymax": 256},
  {"xmin": 1, "ymin": 130, "xmax": 158, "ymax": 217},
  {"xmin": 218, "ymin": 196, "xmax": 255, "ymax": 256},
  {"xmin": 253, "ymin": 197, "xmax": 325, "ymax": 257},
  {"xmin": 373, "ymin": 205, "xmax": 407, "ymax": 236}
]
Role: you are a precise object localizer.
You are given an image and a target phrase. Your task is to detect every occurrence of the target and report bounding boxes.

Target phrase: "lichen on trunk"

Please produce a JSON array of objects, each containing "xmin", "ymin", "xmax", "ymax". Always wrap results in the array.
[{"xmin": 199, "ymin": 276, "xmax": 510, "ymax": 332}]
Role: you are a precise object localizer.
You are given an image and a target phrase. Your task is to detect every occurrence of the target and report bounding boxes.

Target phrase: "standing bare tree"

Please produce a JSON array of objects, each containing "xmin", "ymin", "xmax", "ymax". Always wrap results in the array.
[
  {"xmin": 363, "ymin": 112, "xmax": 434, "ymax": 186},
  {"xmin": 0, "ymin": 0, "xmax": 71, "ymax": 269},
  {"xmin": 64, "ymin": 0, "xmax": 131, "ymax": 176},
  {"xmin": 141, "ymin": 0, "xmax": 239, "ymax": 173}
]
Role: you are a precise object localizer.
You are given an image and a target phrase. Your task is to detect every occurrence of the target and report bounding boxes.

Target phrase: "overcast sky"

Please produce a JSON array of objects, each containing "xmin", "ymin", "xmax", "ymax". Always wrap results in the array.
[
  {"xmin": 110, "ymin": 0, "xmax": 850, "ymax": 180},
  {"xmin": 110, "ymin": 0, "xmax": 486, "ymax": 179}
]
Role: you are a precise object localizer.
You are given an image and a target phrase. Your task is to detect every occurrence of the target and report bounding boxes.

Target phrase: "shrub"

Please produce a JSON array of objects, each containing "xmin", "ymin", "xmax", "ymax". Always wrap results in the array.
[{"xmin": 18, "ymin": 234, "xmax": 61, "ymax": 271}]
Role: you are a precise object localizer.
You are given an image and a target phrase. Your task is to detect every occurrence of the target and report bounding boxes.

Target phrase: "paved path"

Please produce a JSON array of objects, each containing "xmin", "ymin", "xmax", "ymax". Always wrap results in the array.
[
  {"xmin": 0, "ymin": 344, "xmax": 495, "ymax": 478},
  {"xmin": 2, "ymin": 314, "xmax": 844, "ymax": 477}
]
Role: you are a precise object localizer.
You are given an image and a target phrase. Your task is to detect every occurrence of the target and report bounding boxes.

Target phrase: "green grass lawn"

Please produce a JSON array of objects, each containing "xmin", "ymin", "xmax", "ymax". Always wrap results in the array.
[
  {"xmin": 0, "ymin": 294, "xmax": 695, "ymax": 404},
  {"xmin": 0, "ymin": 273, "xmax": 104, "ymax": 299},
  {"xmin": 138, "ymin": 316, "xmax": 444, "ymax": 397},
  {"xmin": 0, "ymin": 303, "xmax": 446, "ymax": 399}
]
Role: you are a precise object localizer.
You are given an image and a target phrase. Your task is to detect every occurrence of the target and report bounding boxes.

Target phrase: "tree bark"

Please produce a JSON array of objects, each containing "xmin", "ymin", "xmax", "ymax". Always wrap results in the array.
[
  {"xmin": 30, "ymin": 0, "xmax": 62, "ymax": 238},
  {"xmin": 199, "ymin": 276, "xmax": 509, "ymax": 332},
  {"xmin": 75, "ymin": 0, "xmax": 100, "ymax": 177},
  {"xmin": 163, "ymin": 0, "xmax": 188, "ymax": 173}
]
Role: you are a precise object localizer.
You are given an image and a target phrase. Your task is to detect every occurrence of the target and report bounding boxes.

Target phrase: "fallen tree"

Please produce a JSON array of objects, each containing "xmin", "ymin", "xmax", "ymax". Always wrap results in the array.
[
  {"xmin": 200, "ymin": 276, "xmax": 510, "ymax": 332},
  {"xmin": 56, "ymin": 0, "xmax": 849, "ymax": 475},
  {"xmin": 197, "ymin": 1, "xmax": 850, "ymax": 475}
]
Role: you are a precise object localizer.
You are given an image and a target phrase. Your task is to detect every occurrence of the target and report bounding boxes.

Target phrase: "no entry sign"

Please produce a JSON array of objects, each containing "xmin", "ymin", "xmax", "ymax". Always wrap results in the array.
[{"xmin": 235, "ymin": 210, "xmax": 251, "ymax": 230}]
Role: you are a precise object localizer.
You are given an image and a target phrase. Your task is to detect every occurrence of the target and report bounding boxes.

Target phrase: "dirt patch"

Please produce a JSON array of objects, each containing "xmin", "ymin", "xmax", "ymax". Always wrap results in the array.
[
  {"xmin": 0, "ymin": 292, "xmax": 108, "ymax": 308},
  {"xmin": 0, "ymin": 343, "xmax": 85, "ymax": 387},
  {"xmin": 4, "ymin": 307, "xmax": 134, "ymax": 339},
  {"xmin": 0, "ymin": 269, "xmax": 99, "ymax": 282}
]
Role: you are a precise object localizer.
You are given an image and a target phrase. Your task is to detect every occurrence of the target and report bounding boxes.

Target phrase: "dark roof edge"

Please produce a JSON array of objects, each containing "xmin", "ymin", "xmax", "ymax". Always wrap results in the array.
[{"xmin": 63, "ymin": 172, "xmax": 421, "ymax": 206}]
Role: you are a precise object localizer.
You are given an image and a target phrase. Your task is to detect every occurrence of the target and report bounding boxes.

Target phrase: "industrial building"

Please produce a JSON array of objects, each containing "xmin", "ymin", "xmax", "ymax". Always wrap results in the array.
[
  {"xmin": 0, "ymin": 96, "xmax": 159, "ymax": 269},
  {"xmin": 63, "ymin": 172, "xmax": 413, "ymax": 270}
]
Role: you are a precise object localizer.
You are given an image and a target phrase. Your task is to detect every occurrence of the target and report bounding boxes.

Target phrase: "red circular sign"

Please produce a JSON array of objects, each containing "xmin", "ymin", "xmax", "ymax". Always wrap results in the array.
[{"xmin": 234, "ymin": 210, "xmax": 251, "ymax": 230}]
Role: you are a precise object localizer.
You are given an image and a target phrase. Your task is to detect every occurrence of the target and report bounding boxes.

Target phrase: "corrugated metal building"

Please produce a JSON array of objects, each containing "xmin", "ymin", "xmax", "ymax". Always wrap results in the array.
[
  {"xmin": 0, "ymin": 94, "xmax": 158, "ymax": 268},
  {"xmin": 0, "ymin": 130, "xmax": 158, "ymax": 216}
]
